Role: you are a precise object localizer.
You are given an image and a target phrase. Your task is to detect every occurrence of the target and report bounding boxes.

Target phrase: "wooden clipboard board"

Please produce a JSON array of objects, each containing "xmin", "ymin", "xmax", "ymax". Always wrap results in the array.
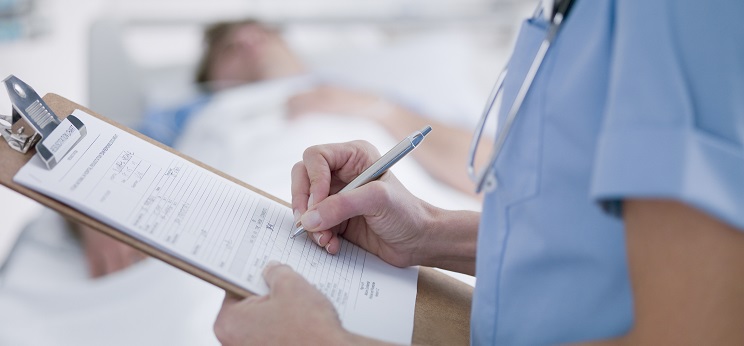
[{"xmin": 0, "ymin": 93, "xmax": 472, "ymax": 345}]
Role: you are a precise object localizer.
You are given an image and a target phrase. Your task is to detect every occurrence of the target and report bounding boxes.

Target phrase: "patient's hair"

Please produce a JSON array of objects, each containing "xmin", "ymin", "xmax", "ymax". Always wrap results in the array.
[{"xmin": 194, "ymin": 18, "xmax": 261, "ymax": 85}]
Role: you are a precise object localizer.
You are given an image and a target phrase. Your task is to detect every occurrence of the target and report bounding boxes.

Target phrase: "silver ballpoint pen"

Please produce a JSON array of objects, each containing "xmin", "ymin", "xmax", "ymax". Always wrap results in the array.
[{"xmin": 290, "ymin": 125, "xmax": 432, "ymax": 239}]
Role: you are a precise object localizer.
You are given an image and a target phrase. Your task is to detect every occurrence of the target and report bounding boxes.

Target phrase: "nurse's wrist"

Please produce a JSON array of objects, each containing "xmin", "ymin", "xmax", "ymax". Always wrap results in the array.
[{"xmin": 417, "ymin": 209, "xmax": 479, "ymax": 276}]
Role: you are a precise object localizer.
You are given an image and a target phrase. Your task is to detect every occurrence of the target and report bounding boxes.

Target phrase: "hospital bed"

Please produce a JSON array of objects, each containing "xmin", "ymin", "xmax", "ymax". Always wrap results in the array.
[
  {"xmin": 82, "ymin": 1, "xmax": 531, "ymax": 206},
  {"xmin": 0, "ymin": 3, "xmax": 529, "ymax": 344}
]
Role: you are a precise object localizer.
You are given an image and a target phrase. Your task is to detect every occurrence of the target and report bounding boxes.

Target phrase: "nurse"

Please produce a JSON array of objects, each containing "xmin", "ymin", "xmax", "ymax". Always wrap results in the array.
[{"xmin": 213, "ymin": 0, "xmax": 744, "ymax": 344}]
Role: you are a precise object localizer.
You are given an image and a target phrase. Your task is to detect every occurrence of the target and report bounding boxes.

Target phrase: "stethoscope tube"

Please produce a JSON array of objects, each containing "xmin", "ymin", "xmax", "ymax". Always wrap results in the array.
[{"xmin": 467, "ymin": 0, "xmax": 575, "ymax": 193}]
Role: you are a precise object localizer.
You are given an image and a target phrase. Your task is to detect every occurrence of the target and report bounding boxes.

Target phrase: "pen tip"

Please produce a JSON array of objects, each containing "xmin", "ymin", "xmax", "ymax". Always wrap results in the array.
[
  {"xmin": 420, "ymin": 125, "xmax": 432, "ymax": 136},
  {"xmin": 290, "ymin": 226, "xmax": 303, "ymax": 239}
]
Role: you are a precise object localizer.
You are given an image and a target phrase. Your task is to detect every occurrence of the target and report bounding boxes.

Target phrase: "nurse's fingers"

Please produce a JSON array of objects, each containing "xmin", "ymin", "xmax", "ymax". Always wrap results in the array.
[
  {"xmin": 291, "ymin": 161, "xmax": 336, "ymax": 251},
  {"xmin": 301, "ymin": 141, "xmax": 381, "ymax": 205},
  {"xmin": 309, "ymin": 229, "xmax": 333, "ymax": 247},
  {"xmin": 300, "ymin": 181, "xmax": 387, "ymax": 235},
  {"xmin": 290, "ymin": 161, "xmax": 311, "ymax": 217},
  {"xmin": 299, "ymin": 144, "xmax": 334, "ymax": 210},
  {"xmin": 293, "ymin": 141, "xmax": 382, "ymax": 253},
  {"xmin": 323, "ymin": 233, "xmax": 342, "ymax": 255},
  {"xmin": 262, "ymin": 261, "xmax": 310, "ymax": 298}
]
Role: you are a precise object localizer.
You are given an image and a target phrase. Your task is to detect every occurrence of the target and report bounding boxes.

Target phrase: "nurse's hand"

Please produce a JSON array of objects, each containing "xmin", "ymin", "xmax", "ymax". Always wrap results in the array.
[
  {"xmin": 214, "ymin": 262, "xmax": 389, "ymax": 345},
  {"xmin": 291, "ymin": 140, "xmax": 478, "ymax": 273}
]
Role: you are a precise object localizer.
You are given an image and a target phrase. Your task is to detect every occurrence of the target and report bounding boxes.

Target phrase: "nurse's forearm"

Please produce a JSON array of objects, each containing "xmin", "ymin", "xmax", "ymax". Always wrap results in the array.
[{"xmin": 417, "ymin": 208, "xmax": 479, "ymax": 276}]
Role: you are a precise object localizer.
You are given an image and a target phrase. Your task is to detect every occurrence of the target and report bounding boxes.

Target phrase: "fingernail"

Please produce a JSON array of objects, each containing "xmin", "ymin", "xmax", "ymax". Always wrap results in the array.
[
  {"xmin": 314, "ymin": 232, "xmax": 324, "ymax": 245},
  {"xmin": 324, "ymin": 243, "xmax": 332, "ymax": 254},
  {"xmin": 307, "ymin": 193, "xmax": 315, "ymax": 209},
  {"xmin": 301, "ymin": 210, "xmax": 322, "ymax": 230},
  {"xmin": 293, "ymin": 209, "xmax": 301, "ymax": 225}
]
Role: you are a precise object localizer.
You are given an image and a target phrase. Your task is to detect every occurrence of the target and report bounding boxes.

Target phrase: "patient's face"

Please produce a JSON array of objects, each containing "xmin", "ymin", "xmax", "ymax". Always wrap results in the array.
[{"xmin": 208, "ymin": 24, "xmax": 278, "ymax": 88}]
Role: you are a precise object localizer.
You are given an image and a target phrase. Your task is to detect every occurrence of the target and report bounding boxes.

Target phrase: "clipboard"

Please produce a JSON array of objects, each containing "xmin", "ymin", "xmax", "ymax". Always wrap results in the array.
[{"xmin": 0, "ymin": 76, "xmax": 472, "ymax": 345}]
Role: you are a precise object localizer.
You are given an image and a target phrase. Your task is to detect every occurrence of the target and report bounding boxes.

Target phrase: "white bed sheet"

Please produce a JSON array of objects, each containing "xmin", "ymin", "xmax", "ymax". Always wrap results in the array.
[
  {"xmin": 0, "ymin": 209, "xmax": 223, "ymax": 346},
  {"xmin": 175, "ymin": 75, "xmax": 482, "ymax": 212}
]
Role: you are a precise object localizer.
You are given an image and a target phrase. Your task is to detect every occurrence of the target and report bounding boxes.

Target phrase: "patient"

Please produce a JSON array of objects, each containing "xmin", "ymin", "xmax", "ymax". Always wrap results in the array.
[
  {"xmin": 143, "ymin": 18, "xmax": 488, "ymax": 195},
  {"xmin": 135, "ymin": 19, "xmax": 306, "ymax": 148},
  {"xmin": 78, "ymin": 18, "xmax": 488, "ymax": 278}
]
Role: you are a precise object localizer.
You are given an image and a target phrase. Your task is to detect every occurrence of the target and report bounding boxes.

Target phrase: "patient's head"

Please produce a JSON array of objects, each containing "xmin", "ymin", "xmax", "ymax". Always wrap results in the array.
[{"xmin": 196, "ymin": 19, "xmax": 306, "ymax": 91}]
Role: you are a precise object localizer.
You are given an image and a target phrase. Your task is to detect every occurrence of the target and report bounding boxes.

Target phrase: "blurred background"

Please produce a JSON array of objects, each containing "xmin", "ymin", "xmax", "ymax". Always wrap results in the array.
[
  {"xmin": 0, "ymin": 0, "xmax": 532, "ymax": 273},
  {"xmin": 0, "ymin": 0, "xmax": 532, "ymax": 344}
]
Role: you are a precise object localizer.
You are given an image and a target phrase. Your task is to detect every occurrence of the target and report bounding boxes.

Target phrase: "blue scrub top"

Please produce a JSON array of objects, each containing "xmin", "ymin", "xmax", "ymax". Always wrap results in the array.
[{"xmin": 472, "ymin": 0, "xmax": 744, "ymax": 344}]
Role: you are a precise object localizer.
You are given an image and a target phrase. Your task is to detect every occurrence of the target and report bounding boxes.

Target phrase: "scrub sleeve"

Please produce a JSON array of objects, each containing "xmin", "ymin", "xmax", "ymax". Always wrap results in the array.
[{"xmin": 591, "ymin": 0, "xmax": 744, "ymax": 229}]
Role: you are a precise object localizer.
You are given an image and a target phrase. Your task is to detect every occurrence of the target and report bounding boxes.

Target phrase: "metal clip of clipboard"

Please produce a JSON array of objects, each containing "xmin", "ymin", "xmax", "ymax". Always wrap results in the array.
[{"xmin": 1, "ymin": 75, "xmax": 86, "ymax": 169}]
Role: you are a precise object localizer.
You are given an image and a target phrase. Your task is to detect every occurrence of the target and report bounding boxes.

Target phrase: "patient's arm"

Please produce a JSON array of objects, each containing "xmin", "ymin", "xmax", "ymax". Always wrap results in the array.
[
  {"xmin": 287, "ymin": 85, "xmax": 492, "ymax": 198},
  {"xmin": 69, "ymin": 221, "xmax": 147, "ymax": 278}
]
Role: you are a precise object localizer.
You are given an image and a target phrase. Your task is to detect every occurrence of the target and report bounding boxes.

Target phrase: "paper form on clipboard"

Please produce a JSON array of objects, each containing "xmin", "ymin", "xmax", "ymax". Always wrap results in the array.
[{"xmin": 13, "ymin": 109, "xmax": 418, "ymax": 345}]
